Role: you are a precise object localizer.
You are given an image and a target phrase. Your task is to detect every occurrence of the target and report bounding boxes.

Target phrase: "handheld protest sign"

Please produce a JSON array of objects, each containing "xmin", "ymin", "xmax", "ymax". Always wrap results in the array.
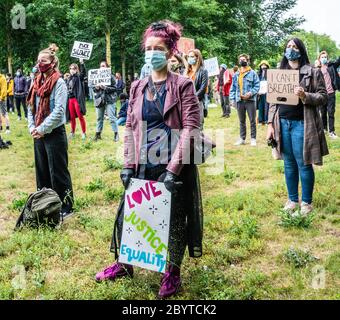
[
  {"xmin": 258, "ymin": 80, "xmax": 268, "ymax": 95},
  {"xmin": 71, "ymin": 41, "xmax": 93, "ymax": 60},
  {"xmin": 267, "ymin": 69, "xmax": 300, "ymax": 105},
  {"xmin": 204, "ymin": 57, "xmax": 220, "ymax": 77},
  {"xmin": 177, "ymin": 37, "xmax": 195, "ymax": 55},
  {"xmin": 88, "ymin": 68, "xmax": 112, "ymax": 87},
  {"xmin": 119, "ymin": 179, "xmax": 171, "ymax": 273}
]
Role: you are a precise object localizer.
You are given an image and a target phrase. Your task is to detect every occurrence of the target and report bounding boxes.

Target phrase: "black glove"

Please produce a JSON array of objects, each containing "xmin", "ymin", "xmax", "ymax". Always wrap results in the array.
[
  {"xmin": 158, "ymin": 171, "xmax": 183, "ymax": 193},
  {"xmin": 120, "ymin": 168, "xmax": 135, "ymax": 190}
]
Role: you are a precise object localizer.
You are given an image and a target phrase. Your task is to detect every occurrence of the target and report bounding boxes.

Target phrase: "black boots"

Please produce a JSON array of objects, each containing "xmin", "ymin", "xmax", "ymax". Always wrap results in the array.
[{"xmin": 94, "ymin": 132, "xmax": 102, "ymax": 141}]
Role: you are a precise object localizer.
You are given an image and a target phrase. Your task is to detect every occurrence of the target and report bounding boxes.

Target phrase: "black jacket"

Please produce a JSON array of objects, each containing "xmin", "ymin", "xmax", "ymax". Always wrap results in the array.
[
  {"xmin": 118, "ymin": 100, "xmax": 128, "ymax": 118},
  {"xmin": 93, "ymin": 74, "xmax": 117, "ymax": 104},
  {"xmin": 327, "ymin": 57, "xmax": 340, "ymax": 91},
  {"xmin": 193, "ymin": 67, "xmax": 208, "ymax": 101},
  {"xmin": 66, "ymin": 63, "xmax": 87, "ymax": 121}
]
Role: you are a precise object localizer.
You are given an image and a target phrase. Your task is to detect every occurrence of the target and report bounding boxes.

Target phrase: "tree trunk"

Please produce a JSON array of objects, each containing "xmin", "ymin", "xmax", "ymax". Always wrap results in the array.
[{"xmin": 105, "ymin": 28, "xmax": 111, "ymax": 67}]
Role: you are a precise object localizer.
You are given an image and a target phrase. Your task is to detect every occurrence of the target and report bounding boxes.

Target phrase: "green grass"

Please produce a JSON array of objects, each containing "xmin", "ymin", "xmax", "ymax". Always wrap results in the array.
[{"xmin": 0, "ymin": 98, "xmax": 339, "ymax": 300}]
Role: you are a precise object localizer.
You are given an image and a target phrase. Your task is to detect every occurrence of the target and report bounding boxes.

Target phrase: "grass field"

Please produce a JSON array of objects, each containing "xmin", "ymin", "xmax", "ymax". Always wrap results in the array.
[{"xmin": 0, "ymin": 96, "xmax": 339, "ymax": 300}]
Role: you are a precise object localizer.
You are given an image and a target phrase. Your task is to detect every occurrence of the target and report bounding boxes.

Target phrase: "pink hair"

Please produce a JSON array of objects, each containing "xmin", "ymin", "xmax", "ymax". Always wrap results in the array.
[{"xmin": 142, "ymin": 20, "xmax": 182, "ymax": 54}]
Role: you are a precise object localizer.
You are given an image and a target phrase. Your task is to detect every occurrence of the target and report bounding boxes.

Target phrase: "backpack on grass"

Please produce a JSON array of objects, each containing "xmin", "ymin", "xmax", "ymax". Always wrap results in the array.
[{"xmin": 15, "ymin": 188, "xmax": 62, "ymax": 230}]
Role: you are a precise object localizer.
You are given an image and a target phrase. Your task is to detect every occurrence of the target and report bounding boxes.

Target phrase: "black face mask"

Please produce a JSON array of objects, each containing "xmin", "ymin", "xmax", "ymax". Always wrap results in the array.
[{"xmin": 240, "ymin": 61, "xmax": 248, "ymax": 67}]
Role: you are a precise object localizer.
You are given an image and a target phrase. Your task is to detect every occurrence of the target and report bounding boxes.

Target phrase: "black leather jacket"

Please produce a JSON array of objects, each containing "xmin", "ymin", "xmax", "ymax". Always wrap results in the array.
[
  {"xmin": 327, "ymin": 57, "xmax": 340, "ymax": 91},
  {"xmin": 193, "ymin": 67, "xmax": 208, "ymax": 101}
]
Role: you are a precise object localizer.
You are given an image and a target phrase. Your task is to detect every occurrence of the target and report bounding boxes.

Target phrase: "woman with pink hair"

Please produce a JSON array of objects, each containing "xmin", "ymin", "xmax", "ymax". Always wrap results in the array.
[{"xmin": 95, "ymin": 20, "xmax": 204, "ymax": 299}]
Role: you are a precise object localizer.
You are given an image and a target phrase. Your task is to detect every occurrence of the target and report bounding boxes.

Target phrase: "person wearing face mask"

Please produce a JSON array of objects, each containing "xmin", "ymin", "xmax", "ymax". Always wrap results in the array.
[
  {"xmin": 27, "ymin": 43, "xmax": 74, "ymax": 221},
  {"xmin": 0, "ymin": 69, "xmax": 10, "ymax": 134},
  {"xmin": 96, "ymin": 20, "xmax": 207, "ymax": 300},
  {"xmin": 115, "ymin": 73, "xmax": 125, "ymax": 96},
  {"xmin": 168, "ymin": 54, "xmax": 187, "ymax": 75},
  {"xmin": 66, "ymin": 60, "xmax": 87, "ymax": 140},
  {"xmin": 267, "ymin": 38, "xmax": 328, "ymax": 217},
  {"xmin": 14, "ymin": 68, "xmax": 28, "ymax": 121},
  {"xmin": 230, "ymin": 54, "xmax": 260, "ymax": 147},
  {"xmin": 257, "ymin": 60, "xmax": 270, "ymax": 125},
  {"xmin": 6, "ymin": 73, "xmax": 14, "ymax": 114},
  {"xmin": 93, "ymin": 61, "xmax": 118, "ymax": 142},
  {"xmin": 217, "ymin": 64, "xmax": 232, "ymax": 118},
  {"xmin": 317, "ymin": 51, "xmax": 340, "ymax": 139}
]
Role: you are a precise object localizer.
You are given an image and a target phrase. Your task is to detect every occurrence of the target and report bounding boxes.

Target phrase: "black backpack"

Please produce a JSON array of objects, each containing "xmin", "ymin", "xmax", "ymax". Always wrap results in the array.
[{"xmin": 15, "ymin": 188, "xmax": 62, "ymax": 230}]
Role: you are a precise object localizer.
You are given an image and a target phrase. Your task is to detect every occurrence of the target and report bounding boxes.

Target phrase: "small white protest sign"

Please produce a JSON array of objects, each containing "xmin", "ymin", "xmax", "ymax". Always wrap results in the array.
[
  {"xmin": 204, "ymin": 57, "xmax": 220, "ymax": 77},
  {"xmin": 71, "ymin": 41, "xmax": 93, "ymax": 60},
  {"xmin": 119, "ymin": 178, "xmax": 171, "ymax": 273},
  {"xmin": 267, "ymin": 69, "xmax": 300, "ymax": 105},
  {"xmin": 88, "ymin": 68, "xmax": 112, "ymax": 86}
]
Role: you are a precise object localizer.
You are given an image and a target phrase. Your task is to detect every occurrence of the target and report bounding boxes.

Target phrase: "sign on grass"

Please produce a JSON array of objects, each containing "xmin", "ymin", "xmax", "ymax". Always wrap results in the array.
[
  {"xmin": 267, "ymin": 69, "xmax": 300, "ymax": 105},
  {"xmin": 177, "ymin": 37, "xmax": 195, "ymax": 55},
  {"xmin": 118, "ymin": 178, "xmax": 171, "ymax": 273},
  {"xmin": 88, "ymin": 68, "xmax": 112, "ymax": 86},
  {"xmin": 70, "ymin": 41, "xmax": 93, "ymax": 60}
]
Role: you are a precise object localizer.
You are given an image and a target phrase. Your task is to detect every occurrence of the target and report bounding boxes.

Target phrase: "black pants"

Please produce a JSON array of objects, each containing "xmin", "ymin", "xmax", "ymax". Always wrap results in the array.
[
  {"xmin": 7, "ymin": 96, "xmax": 14, "ymax": 112},
  {"xmin": 117, "ymin": 165, "xmax": 187, "ymax": 268},
  {"xmin": 15, "ymin": 95, "xmax": 28, "ymax": 119},
  {"xmin": 321, "ymin": 93, "xmax": 336, "ymax": 133},
  {"xmin": 34, "ymin": 125, "xmax": 74, "ymax": 213},
  {"xmin": 237, "ymin": 100, "xmax": 257, "ymax": 140}
]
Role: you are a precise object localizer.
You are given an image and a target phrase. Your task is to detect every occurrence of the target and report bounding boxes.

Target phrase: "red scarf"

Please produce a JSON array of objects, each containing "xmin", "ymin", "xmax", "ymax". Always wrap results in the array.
[{"xmin": 27, "ymin": 70, "xmax": 61, "ymax": 127}]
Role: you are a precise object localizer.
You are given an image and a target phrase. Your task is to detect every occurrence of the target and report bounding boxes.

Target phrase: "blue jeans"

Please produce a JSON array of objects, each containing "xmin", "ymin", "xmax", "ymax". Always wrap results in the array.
[
  {"xmin": 117, "ymin": 117, "xmax": 126, "ymax": 126},
  {"xmin": 96, "ymin": 103, "xmax": 118, "ymax": 133},
  {"xmin": 280, "ymin": 119, "xmax": 315, "ymax": 204}
]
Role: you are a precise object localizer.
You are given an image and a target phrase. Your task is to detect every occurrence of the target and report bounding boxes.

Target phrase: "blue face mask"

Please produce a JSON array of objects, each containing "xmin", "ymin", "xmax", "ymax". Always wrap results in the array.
[
  {"xmin": 145, "ymin": 50, "xmax": 168, "ymax": 71},
  {"xmin": 321, "ymin": 57, "xmax": 328, "ymax": 65},
  {"xmin": 285, "ymin": 48, "xmax": 301, "ymax": 61},
  {"xmin": 188, "ymin": 57, "xmax": 197, "ymax": 66}
]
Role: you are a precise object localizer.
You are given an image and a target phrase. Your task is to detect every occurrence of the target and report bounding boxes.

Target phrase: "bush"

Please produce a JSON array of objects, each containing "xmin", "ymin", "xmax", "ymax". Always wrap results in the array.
[
  {"xmin": 283, "ymin": 247, "xmax": 317, "ymax": 268},
  {"xmin": 103, "ymin": 156, "xmax": 123, "ymax": 171},
  {"xmin": 85, "ymin": 178, "xmax": 106, "ymax": 192},
  {"xmin": 278, "ymin": 210, "xmax": 315, "ymax": 229},
  {"xmin": 9, "ymin": 192, "xmax": 28, "ymax": 212}
]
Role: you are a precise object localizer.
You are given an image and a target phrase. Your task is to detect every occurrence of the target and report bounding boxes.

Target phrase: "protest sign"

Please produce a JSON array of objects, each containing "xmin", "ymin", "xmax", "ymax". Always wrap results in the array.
[
  {"xmin": 258, "ymin": 80, "xmax": 268, "ymax": 95},
  {"xmin": 88, "ymin": 68, "xmax": 112, "ymax": 87},
  {"xmin": 267, "ymin": 69, "xmax": 299, "ymax": 105},
  {"xmin": 119, "ymin": 178, "xmax": 171, "ymax": 273},
  {"xmin": 70, "ymin": 41, "xmax": 93, "ymax": 60},
  {"xmin": 204, "ymin": 57, "xmax": 220, "ymax": 77},
  {"xmin": 177, "ymin": 37, "xmax": 195, "ymax": 55}
]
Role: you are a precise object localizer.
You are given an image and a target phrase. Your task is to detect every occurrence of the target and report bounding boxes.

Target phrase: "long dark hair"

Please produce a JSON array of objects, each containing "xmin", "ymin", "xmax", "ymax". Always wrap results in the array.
[{"xmin": 279, "ymin": 38, "xmax": 310, "ymax": 69}]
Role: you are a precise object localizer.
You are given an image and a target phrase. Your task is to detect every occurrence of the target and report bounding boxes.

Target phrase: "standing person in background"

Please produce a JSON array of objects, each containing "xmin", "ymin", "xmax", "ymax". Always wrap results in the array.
[
  {"xmin": 14, "ymin": 68, "xmax": 28, "ymax": 121},
  {"xmin": 230, "ymin": 54, "xmax": 260, "ymax": 146},
  {"xmin": 117, "ymin": 93, "xmax": 128, "ymax": 126},
  {"xmin": 115, "ymin": 73, "xmax": 125, "ymax": 96},
  {"xmin": 217, "ymin": 64, "xmax": 232, "ymax": 118},
  {"xmin": 66, "ymin": 59, "xmax": 87, "ymax": 140},
  {"xmin": 267, "ymin": 38, "xmax": 328, "ymax": 217},
  {"xmin": 0, "ymin": 70, "xmax": 10, "ymax": 134},
  {"xmin": 257, "ymin": 60, "xmax": 270, "ymax": 125},
  {"xmin": 168, "ymin": 54, "xmax": 187, "ymax": 75},
  {"xmin": 6, "ymin": 73, "xmax": 14, "ymax": 114},
  {"xmin": 93, "ymin": 61, "xmax": 119, "ymax": 142},
  {"xmin": 27, "ymin": 44, "xmax": 74, "ymax": 220},
  {"xmin": 185, "ymin": 48, "xmax": 208, "ymax": 129},
  {"xmin": 317, "ymin": 51, "xmax": 340, "ymax": 139}
]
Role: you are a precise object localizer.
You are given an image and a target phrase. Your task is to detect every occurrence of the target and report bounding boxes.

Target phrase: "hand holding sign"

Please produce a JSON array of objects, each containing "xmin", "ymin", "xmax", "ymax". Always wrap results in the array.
[
  {"xmin": 294, "ymin": 86, "xmax": 306, "ymax": 99},
  {"xmin": 71, "ymin": 41, "xmax": 93, "ymax": 60}
]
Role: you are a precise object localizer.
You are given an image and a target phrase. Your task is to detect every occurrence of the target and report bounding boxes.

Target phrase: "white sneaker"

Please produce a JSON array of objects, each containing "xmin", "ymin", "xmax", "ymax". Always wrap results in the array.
[
  {"xmin": 17, "ymin": 117, "xmax": 21, "ymax": 121},
  {"xmin": 300, "ymin": 202, "xmax": 313, "ymax": 217},
  {"xmin": 251, "ymin": 139, "xmax": 257, "ymax": 147},
  {"xmin": 329, "ymin": 132, "xmax": 338, "ymax": 140},
  {"xmin": 234, "ymin": 138, "xmax": 245, "ymax": 146},
  {"xmin": 283, "ymin": 200, "xmax": 298, "ymax": 214},
  {"xmin": 5, "ymin": 129, "xmax": 10, "ymax": 134},
  {"xmin": 82, "ymin": 133, "xmax": 86, "ymax": 140},
  {"xmin": 68, "ymin": 132, "xmax": 75, "ymax": 140}
]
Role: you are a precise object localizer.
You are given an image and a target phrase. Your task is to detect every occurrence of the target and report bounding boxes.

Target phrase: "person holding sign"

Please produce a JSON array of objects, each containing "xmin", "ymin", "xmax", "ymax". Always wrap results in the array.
[
  {"xmin": 230, "ymin": 54, "xmax": 260, "ymax": 147},
  {"xmin": 27, "ymin": 44, "xmax": 74, "ymax": 220},
  {"xmin": 96, "ymin": 20, "xmax": 204, "ymax": 299},
  {"xmin": 66, "ymin": 59, "xmax": 87, "ymax": 140},
  {"xmin": 185, "ymin": 49, "xmax": 208, "ymax": 129},
  {"xmin": 257, "ymin": 60, "xmax": 270, "ymax": 125},
  {"xmin": 93, "ymin": 61, "xmax": 119, "ymax": 142},
  {"xmin": 267, "ymin": 38, "xmax": 328, "ymax": 217}
]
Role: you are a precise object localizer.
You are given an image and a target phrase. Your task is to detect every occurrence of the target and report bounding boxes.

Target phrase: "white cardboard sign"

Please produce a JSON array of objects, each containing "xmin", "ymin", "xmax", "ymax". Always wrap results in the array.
[
  {"xmin": 118, "ymin": 178, "xmax": 171, "ymax": 273},
  {"xmin": 267, "ymin": 69, "xmax": 300, "ymax": 105},
  {"xmin": 88, "ymin": 68, "xmax": 112, "ymax": 86},
  {"xmin": 204, "ymin": 57, "xmax": 220, "ymax": 77},
  {"xmin": 70, "ymin": 41, "xmax": 93, "ymax": 60}
]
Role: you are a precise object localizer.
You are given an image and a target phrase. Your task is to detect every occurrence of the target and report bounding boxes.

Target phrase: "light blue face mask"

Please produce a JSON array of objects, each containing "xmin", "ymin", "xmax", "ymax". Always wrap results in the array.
[
  {"xmin": 321, "ymin": 57, "xmax": 328, "ymax": 65},
  {"xmin": 145, "ymin": 50, "xmax": 168, "ymax": 71},
  {"xmin": 188, "ymin": 57, "xmax": 197, "ymax": 66},
  {"xmin": 285, "ymin": 48, "xmax": 301, "ymax": 61}
]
